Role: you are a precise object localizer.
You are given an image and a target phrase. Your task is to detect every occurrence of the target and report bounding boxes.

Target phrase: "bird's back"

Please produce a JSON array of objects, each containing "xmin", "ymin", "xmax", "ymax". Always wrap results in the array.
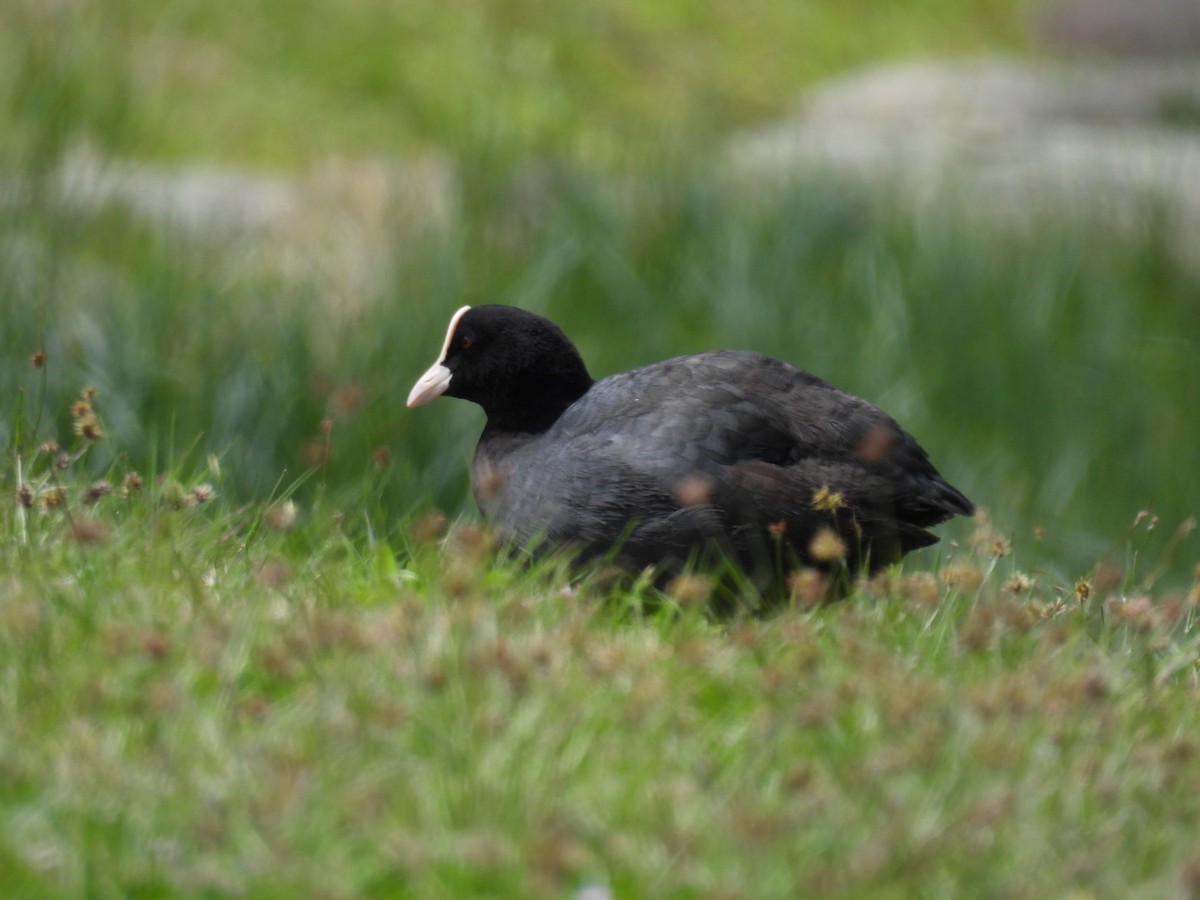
[{"xmin": 473, "ymin": 351, "xmax": 972, "ymax": 577}]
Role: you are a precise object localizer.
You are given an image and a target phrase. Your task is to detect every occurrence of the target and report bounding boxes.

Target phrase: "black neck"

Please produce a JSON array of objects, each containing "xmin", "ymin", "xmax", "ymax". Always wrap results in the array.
[{"xmin": 481, "ymin": 367, "xmax": 593, "ymax": 435}]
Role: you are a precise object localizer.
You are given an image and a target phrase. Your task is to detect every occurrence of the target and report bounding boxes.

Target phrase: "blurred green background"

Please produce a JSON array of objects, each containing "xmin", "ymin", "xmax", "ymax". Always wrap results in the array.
[{"xmin": 2, "ymin": 0, "xmax": 1196, "ymax": 586}]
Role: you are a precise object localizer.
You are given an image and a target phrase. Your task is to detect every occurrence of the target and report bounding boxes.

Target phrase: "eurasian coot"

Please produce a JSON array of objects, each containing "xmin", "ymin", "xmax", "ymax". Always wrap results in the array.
[{"xmin": 408, "ymin": 305, "xmax": 973, "ymax": 590}]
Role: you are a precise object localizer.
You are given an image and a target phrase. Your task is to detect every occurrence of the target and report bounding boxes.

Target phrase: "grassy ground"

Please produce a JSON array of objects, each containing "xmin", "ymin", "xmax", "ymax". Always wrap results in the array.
[
  {"xmin": 1, "ymin": 0, "xmax": 1040, "ymax": 168},
  {"xmin": 3, "ymin": 175, "xmax": 1195, "ymax": 587},
  {"xmin": 3, "ymin": 488, "xmax": 1200, "ymax": 897},
  {"xmin": 4, "ymin": 0, "xmax": 1200, "ymax": 895}
]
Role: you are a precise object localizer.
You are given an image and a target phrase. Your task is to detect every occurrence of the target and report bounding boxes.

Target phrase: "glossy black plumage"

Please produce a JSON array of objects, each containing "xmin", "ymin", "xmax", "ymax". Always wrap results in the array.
[{"xmin": 408, "ymin": 305, "xmax": 973, "ymax": 589}]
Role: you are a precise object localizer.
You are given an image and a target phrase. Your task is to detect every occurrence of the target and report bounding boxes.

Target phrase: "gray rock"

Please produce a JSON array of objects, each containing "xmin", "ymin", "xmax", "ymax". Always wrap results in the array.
[
  {"xmin": 731, "ymin": 59, "xmax": 1200, "ymax": 270},
  {"xmin": 1040, "ymin": 0, "xmax": 1200, "ymax": 58},
  {"xmin": 56, "ymin": 148, "xmax": 300, "ymax": 238}
]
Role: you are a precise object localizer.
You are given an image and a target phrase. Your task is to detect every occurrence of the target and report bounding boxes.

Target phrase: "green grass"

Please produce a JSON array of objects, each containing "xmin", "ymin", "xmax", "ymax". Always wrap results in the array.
[
  {"xmin": 3, "ymin": 488, "xmax": 1200, "ymax": 897},
  {"xmin": 3, "ymin": 173, "xmax": 1196, "ymax": 586},
  {"xmin": 0, "ymin": 0, "xmax": 1042, "ymax": 169},
  {"xmin": 4, "ymin": 0, "xmax": 1200, "ymax": 894},
  {"xmin": 3, "ymin": 175, "xmax": 1199, "ymax": 894}
]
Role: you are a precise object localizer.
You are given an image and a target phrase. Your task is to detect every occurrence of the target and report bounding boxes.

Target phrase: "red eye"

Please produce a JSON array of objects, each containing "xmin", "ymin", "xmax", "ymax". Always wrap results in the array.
[{"xmin": 460, "ymin": 336, "xmax": 473, "ymax": 350}]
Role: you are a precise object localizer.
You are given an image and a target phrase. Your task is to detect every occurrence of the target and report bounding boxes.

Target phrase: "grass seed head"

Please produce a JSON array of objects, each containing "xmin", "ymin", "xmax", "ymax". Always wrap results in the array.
[
  {"xmin": 1004, "ymin": 572, "xmax": 1034, "ymax": 594},
  {"xmin": 941, "ymin": 561, "xmax": 984, "ymax": 592},
  {"xmin": 968, "ymin": 518, "xmax": 1010, "ymax": 557},
  {"xmin": 17, "ymin": 484, "xmax": 33, "ymax": 508},
  {"xmin": 122, "ymin": 471, "xmax": 144, "ymax": 496},
  {"xmin": 1105, "ymin": 595, "xmax": 1155, "ymax": 631},
  {"xmin": 445, "ymin": 522, "xmax": 495, "ymax": 564},
  {"xmin": 1093, "ymin": 561, "xmax": 1123, "ymax": 594},
  {"xmin": 83, "ymin": 480, "xmax": 111, "ymax": 504},
  {"xmin": 789, "ymin": 567, "xmax": 832, "ymax": 609},
  {"xmin": 855, "ymin": 423, "xmax": 896, "ymax": 463},
  {"xmin": 809, "ymin": 527, "xmax": 847, "ymax": 563},
  {"xmin": 255, "ymin": 558, "xmax": 294, "ymax": 588},
  {"xmin": 673, "ymin": 473, "xmax": 714, "ymax": 507},
  {"xmin": 665, "ymin": 573, "xmax": 714, "ymax": 607},
  {"xmin": 410, "ymin": 510, "xmax": 449, "ymax": 545},
  {"xmin": 301, "ymin": 434, "xmax": 331, "ymax": 467},
  {"xmin": 160, "ymin": 480, "xmax": 190, "ymax": 509},
  {"xmin": 330, "ymin": 383, "xmax": 364, "ymax": 418},
  {"xmin": 31, "ymin": 350, "xmax": 46, "ymax": 367},
  {"xmin": 1074, "ymin": 578, "xmax": 1092, "ymax": 604},
  {"xmin": 39, "ymin": 486, "xmax": 67, "ymax": 510},
  {"xmin": 811, "ymin": 484, "xmax": 845, "ymax": 513},
  {"xmin": 142, "ymin": 631, "xmax": 172, "ymax": 659},
  {"xmin": 264, "ymin": 500, "xmax": 299, "ymax": 531},
  {"xmin": 74, "ymin": 414, "xmax": 104, "ymax": 441},
  {"xmin": 474, "ymin": 460, "xmax": 508, "ymax": 501},
  {"xmin": 899, "ymin": 571, "xmax": 941, "ymax": 607},
  {"xmin": 69, "ymin": 516, "xmax": 111, "ymax": 545}
]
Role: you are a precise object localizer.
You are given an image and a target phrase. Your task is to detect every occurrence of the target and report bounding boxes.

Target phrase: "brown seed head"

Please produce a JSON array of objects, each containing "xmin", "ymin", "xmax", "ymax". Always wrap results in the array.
[
  {"xmin": 900, "ymin": 571, "xmax": 941, "ymax": 607},
  {"xmin": 255, "ymin": 558, "xmax": 294, "ymax": 589},
  {"xmin": 789, "ymin": 568, "xmax": 831, "ymax": 609},
  {"xmin": 855, "ymin": 424, "xmax": 895, "ymax": 463},
  {"xmin": 941, "ymin": 562, "xmax": 984, "ymax": 592},
  {"xmin": 1074, "ymin": 579, "xmax": 1092, "ymax": 604},
  {"xmin": 83, "ymin": 480, "xmax": 111, "ymax": 504},
  {"xmin": 142, "ymin": 631, "xmax": 171, "ymax": 659},
  {"xmin": 122, "ymin": 471, "xmax": 144, "ymax": 496},
  {"xmin": 1093, "ymin": 560, "xmax": 1123, "ymax": 594},
  {"xmin": 300, "ymin": 435, "xmax": 331, "ymax": 468},
  {"xmin": 666, "ymin": 574, "xmax": 714, "ymax": 607},
  {"xmin": 264, "ymin": 500, "xmax": 298, "ymax": 531},
  {"xmin": 1004, "ymin": 572, "xmax": 1034, "ymax": 594},
  {"xmin": 447, "ymin": 522, "xmax": 495, "ymax": 562},
  {"xmin": 474, "ymin": 461, "xmax": 508, "ymax": 500},
  {"xmin": 330, "ymin": 383, "xmax": 364, "ymax": 418},
  {"xmin": 75, "ymin": 414, "xmax": 104, "ymax": 441},
  {"xmin": 31, "ymin": 350, "xmax": 46, "ymax": 368},
  {"xmin": 70, "ymin": 517, "xmax": 111, "ymax": 545},
  {"xmin": 673, "ymin": 474, "xmax": 714, "ymax": 507},
  {"xmin": 17, "ymin": 484, "xmax": 33, "ymax": 508},
  {"xmin": 1106, "ymin": 595, "xmax": 1155, "ymax": 631},
  {"xmin": 411, "ymin": 510, "xmax": 449, "ymax": 545}
]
